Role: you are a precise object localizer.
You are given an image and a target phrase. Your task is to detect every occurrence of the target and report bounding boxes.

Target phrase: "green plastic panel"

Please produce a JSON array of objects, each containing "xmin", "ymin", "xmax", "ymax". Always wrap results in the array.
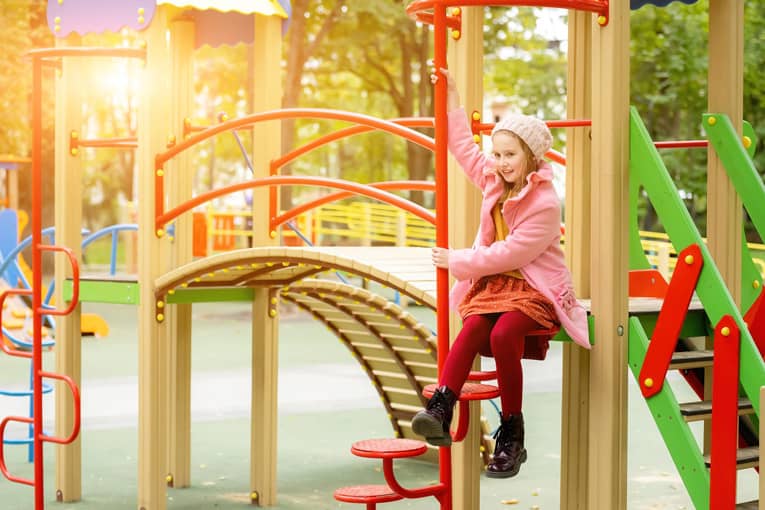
[
  {"xmin": 704, "ymin": 113, "xmax": 764, "ymax": 310},
  {"xmin": 166, "ymin": 287, "xmax": 255, "ymax": 303},
  {"xmin": 63, "ymin": 278, "xmax": 140, "ymax": 305}
]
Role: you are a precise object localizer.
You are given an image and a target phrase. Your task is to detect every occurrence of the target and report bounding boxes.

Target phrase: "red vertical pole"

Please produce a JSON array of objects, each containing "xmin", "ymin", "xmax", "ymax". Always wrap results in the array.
[
  {"xmin": 709, "ymin": 315, "xmax": 740, "ymax": 510},
  {"xmin": 30, "ymin": 55, "xmax": 45, "ymax": 509},
  {"xmin": 432, "ymin": 3, "xmax": 451, "ymax": 510}
]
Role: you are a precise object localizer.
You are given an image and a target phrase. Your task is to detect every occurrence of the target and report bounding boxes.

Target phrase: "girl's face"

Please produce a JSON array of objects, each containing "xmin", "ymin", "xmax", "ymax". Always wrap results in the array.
[{"xmin": 491, "ymin": 131, "xmax": 535, "ymax": 186}]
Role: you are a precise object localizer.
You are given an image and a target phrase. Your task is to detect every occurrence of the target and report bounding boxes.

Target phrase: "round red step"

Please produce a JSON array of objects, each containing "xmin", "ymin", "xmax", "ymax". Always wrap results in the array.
[
  {"xmin": 467, "ymin": 370, "xmax": 497, "ymax": 381},
  {"xmin": 350, "ymin": 438, "xmax": 428, "ymax": 459},
  {"xmin": 334, "ymin": 484, "xmax": 403, "ymax": 504},
  {"xmin": 423, "ymin": 382, "xmax": 500, "ymax": 401}
]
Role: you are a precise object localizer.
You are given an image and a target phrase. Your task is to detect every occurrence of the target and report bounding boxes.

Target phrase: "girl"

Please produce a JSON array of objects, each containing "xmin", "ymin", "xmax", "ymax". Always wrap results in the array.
[{"xmin": 411, "ymin": 68, "xmax": 590, "ymax": 479}]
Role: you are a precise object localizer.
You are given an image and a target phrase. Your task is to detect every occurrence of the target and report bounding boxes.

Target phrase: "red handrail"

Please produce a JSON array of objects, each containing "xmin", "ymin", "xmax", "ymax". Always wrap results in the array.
[
  {"xmin": 271, "ymin": 181, "xmax": 436, "ymax": 231},
  {"xmin": 156, "ymin": 176, "xmax": 436, "ymax": 235},
  {"xmin": 406, "ymin": 0, "xmax": 608, "ymax": 21},
  {"xmin": 271, "ymin": 118, "xmax": 435, "ymax": 171}
]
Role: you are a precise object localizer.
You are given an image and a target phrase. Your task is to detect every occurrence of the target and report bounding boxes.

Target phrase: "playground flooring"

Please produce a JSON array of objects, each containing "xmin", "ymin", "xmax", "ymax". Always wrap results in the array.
[{"xmin": 0, "ymin": 295, "xmax": 759, "ymax": 509}]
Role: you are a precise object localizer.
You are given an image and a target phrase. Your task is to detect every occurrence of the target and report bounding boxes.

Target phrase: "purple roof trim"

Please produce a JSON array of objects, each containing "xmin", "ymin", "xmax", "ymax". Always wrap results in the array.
[
  {"xmin": 47, "ymin": 0, "xmax": 156, "ymax": 38},
  {"xmin": 631, "ymin": 0, "xmax": 698, "ymax": 9}
]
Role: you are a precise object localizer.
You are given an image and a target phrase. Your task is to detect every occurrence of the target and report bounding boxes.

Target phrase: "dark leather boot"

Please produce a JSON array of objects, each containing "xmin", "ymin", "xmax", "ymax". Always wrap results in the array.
[
  {"xmin": 486, "ymin": 413, "xmax": 527, "ymax": 478},
  {"xmin": 411, "ymin": 385, "xmax": 458, "ymax": 447}
]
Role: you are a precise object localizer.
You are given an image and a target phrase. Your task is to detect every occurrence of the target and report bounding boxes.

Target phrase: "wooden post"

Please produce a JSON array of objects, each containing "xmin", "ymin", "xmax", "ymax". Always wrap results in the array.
[
  {"xmin": 589, "ymin": 1, "xmax": 630, "ymax": 508},
  {"xmin": 54, "ymin": 33, "xmax": 84, "ymax": 503},
  {"xmin": 166, "ymin": 13, "xmax": 195, "ymax": 490},
  {"xmin": 560, "ymin": 9, "xmax": 592, "ymax": 510},
  {"xmin": 447, "ymin": 8, "xmax": 483, "ymax": 509},
  {"xmin": 249, "ymin": 12, "xmax": 282, "ymax": 506},
  {"xmin": 705, "ymin": 0, "xmax": 744, "ymax": 458},
  {"xmin": 137, "ymin": 6, "xmax": 172, "ymax": 510},
  {"xmin": 707, "ymin": 0, "xmax": 743, "ymax": 307}
]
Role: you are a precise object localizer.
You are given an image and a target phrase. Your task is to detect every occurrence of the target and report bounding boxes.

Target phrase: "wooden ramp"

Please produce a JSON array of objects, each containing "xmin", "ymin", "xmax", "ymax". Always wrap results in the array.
[
  {"xmin": 154, "ymin": 246, "xmax": 436, "ymax": 306},
  {"xmin": 155, "ymin": 246, "xmax": 495, "ymax": 461}
]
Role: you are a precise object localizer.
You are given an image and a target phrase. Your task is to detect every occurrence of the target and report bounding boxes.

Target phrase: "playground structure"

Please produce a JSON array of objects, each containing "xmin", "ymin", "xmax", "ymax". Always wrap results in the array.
[{"xmin": 0, "ymin": 1, "xmax": 763, "ymax": 510}]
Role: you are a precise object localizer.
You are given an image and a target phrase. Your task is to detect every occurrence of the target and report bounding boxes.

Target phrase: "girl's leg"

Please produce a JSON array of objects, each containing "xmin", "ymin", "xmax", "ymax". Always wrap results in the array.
[
  {"xmin": 486, "ymin": 310, "xmax": 541, "ymax": 478},
  {"xmin": 489, "ymin": 311, "xmax": 541, "ymax": 417},
  {"xmin": 439, "ymin": 314, "xmax": 495, "ymax": 392}
]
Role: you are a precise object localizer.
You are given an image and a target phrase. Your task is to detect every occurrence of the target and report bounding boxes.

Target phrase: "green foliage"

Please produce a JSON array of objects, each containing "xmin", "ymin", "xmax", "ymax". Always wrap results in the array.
[
  {"xmin": 484, "ymin": 7, "xmax": 567, "ymax": 119},
  {"xmin": 630, "ymin": 2, "xmax": 709, "ymax": 232}
]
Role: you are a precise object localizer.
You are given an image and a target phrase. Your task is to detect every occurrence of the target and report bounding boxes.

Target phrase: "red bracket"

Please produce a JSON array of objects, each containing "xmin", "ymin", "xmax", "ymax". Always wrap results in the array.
[
  {"xmin": 709, "ymin": 315, "xmax": 740, "ymax": 510},
  {"xmin": 638, "ymin": 244, "xmax": 703, "ymax": 398}
]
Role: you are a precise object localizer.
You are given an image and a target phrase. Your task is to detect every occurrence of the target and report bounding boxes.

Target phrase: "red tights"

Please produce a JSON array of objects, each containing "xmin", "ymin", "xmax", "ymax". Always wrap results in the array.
[{"xmin": 439, "ymin": 311, "xmax": 541, "ymax": 418}]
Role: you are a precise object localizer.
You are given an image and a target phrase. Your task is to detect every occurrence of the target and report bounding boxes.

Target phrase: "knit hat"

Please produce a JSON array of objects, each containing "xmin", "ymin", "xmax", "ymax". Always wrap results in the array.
[{"xmin": 491, "ymin": 113, "xmax": 553, "ymax": 162}]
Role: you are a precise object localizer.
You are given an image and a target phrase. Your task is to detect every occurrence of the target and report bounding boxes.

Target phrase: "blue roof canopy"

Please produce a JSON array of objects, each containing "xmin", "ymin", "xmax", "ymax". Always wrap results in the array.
[{"xmin": 631, "ymin": 0, "xmax": 699, "ymax": 9}]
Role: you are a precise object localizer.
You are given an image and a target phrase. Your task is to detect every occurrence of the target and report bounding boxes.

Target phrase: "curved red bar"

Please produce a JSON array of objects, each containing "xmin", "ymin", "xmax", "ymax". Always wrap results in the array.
[
  {"xmin": 382, "ymin": 458, "xmax": 446, "ymax": 500},
  {"xmin": 0, "ymin": 289, "xmax": 34, "ymax": 359},
  {"xmin": 0, "ymin": 416, "xmax": 35, "ymax": 486},
  {"xmin": 157, "ymin": 176, "xmax": 436, "ymax": 234},
  {"xmin": 406, "ymin": 0, "xmax": 607, "ymax": 19},
  {"xmin": 37, "ymin": 245, "xmax": 79, "ymax": 316},
  {"xmin": 271, "ymin": 118, "xmax": 434, "ymax": 171},
  {"xmin": 156, "ymin": 108, "xmax": 435, "ymax": 169},
  {"xmin": 39, "ymin": 371, "xmax": 81, "ymax": 445},
  {"xmin": 272, "ymin": 180, "xmax": 436, "ymax": 230}
]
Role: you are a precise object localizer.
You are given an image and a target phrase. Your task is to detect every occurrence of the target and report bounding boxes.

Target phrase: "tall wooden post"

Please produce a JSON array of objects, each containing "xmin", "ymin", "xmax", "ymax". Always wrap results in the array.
[
  {"xmin": 166, "ymin": 13, "xmax": 195, "ymax": 490},
  {"xmin": 560, "ymin": 8, "xmax": 592, "ymax": 510},
  {"xmin": 137, "ymin": 6, "xmax": 172, "ymax": 509},
  {"xmin": 588, "ymin": 1, "xmax": 630, "ymax": 508},
  {"xmin": 54, "ymin": 33, "xmax": 84, "ymax": 503},
  {"xmin": 447, "ymin": 8, "xmax": 483, "ymax": 509},
  {"xmin": 249, "ymin": 12, "xmax": 282, "ymax": 506},
  {"xmin": 707, "ymin": 0, "xmax": 743, "ymax": 308}
]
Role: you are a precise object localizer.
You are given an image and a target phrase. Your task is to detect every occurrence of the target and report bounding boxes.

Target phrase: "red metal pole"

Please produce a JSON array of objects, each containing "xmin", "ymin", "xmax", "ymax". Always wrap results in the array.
[
  {"xmin": 432, "ymin": 4, "xmax": 452, "ymax": 510},
  {"xmin": 709, "ymin": 316, "xmax": 740, "ymax": 509},
  {"xmin": 31, "ymin": 54, "xmax": 44, "ymax": 510}
]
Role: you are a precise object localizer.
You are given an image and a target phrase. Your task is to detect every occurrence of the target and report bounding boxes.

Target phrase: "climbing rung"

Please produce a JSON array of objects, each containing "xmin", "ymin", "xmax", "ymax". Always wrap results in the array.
[
  {"xmin": 334, "ymin": 484, "xmax": 403, "ymax": 504},
  {"xmin": 351, "ymin": 438, "xmax": 428, "ymax": 460},
  {"xmin": 678, "ymin": 398, "xmax": 754, "ymax": 422},
  {"xmin": 704, "ymin": 446, "xmax": 759, "ymax": 470},
  {"xmin": 423, "ymin": 382, "xmax": 499, "ymax": 401},
  {"xmin": 668, "ymin": 350, "xmax": 714, "ymax": 370}
]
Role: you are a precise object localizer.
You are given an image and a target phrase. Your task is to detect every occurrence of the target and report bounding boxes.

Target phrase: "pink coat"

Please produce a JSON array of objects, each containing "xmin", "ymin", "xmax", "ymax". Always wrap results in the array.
[{"xmin": 446, "ymin": 108, "xmax": 590, "ymax": 349}]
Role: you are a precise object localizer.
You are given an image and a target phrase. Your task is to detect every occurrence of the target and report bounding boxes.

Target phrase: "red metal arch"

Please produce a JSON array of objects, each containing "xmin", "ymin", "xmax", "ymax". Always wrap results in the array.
[{"xmin": 155, "ymin": 176, "xmax": 436, "ymax": 235}]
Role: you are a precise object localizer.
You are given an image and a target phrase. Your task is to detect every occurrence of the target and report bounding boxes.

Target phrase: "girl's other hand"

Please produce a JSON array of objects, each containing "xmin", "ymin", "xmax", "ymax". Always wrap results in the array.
[
  {"xmin": 432, "ymin": 247, "xmax": 451, "ymax": 269},
  {"xmin": 429, "ymin": 67, "xmax": 460, "ymax": 112}
]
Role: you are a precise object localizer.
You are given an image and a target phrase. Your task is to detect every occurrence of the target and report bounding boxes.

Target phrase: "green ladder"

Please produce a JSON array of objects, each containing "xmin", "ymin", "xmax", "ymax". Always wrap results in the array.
[{"xmin": 627, "ymin": 108, "xmax": 763, "ymax": 510}]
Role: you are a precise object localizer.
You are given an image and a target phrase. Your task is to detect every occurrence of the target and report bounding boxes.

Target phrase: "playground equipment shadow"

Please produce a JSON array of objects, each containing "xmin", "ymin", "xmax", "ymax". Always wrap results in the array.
[{"xmin": 0, "ymin": 299, "xmax": 758, "ymax": 509}]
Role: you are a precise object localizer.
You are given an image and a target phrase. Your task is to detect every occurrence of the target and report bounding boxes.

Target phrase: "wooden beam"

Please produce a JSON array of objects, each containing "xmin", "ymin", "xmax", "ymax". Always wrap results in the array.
[
  {"xmin": 137, "ymin": 6, "xmax": 172, "ymax": 510},
  {"xmin": 54, "ymin": 33, "xmax": 84, "ymax": 503},
  {"xmin": 561, "ymin": 8, "xmax": 592, "ymax": 510},
  {"xmin": 249, "ymin": 12, "xmax": 283, "ymax": 506},
  {"xmin": 165, "ymin": 14, "xmax": 195, "ymax": 490},
  {"xmin": 447, "ymin": 8, "xmax": 484, "ymax": 510},
  {"xmin": 589, "ymin": 1, "xmax": 630, "ymax": 508}
]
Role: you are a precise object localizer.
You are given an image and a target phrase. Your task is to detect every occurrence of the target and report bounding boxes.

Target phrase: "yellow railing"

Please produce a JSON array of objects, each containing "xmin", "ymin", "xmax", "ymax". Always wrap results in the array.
[{"xmin": 202, "ymin": 202, "xmax": 765, "ymax": 278}]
